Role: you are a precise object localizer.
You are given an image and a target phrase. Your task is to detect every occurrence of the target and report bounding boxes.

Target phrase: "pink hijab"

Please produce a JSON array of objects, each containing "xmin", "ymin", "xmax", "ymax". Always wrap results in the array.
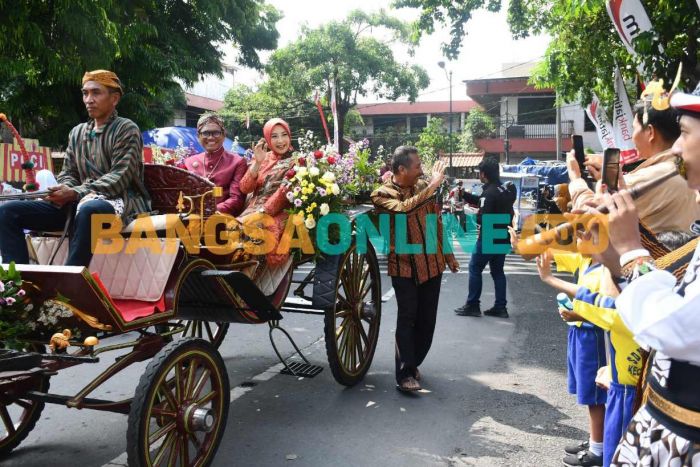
[{"xmin": 262, "ymin": 118, "xmax": 293, "ymax": 155}]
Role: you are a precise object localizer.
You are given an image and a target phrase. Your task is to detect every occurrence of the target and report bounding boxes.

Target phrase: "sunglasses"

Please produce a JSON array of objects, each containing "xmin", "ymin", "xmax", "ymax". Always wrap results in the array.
[{"xmin": 199, "ymin": 130, "xmax": 223, "ymax": 138}]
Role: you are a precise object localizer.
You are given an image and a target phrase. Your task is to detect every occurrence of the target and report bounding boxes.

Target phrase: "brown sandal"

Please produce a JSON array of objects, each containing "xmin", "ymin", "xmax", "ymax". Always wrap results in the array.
[{"xmin": 397, "ymin": 376, "xmax": 421, "ymax": 392}]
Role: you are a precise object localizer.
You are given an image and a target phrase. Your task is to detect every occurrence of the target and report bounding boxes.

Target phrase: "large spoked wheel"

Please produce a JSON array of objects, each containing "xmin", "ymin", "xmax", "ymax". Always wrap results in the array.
[
  {"xmin": 0, "ymin": 374, "xmax": 50, "ymax": 458},
  {"xmin": 127, "ymin": 338, "xmax": 230, "ymax": 467},
  {"xmin": 324, "ymin": 239, "xmax": 382, "ymax": 386},
  {"xmin": 171, "ymin": 321, "xmax": 229, "ymax": 349}
]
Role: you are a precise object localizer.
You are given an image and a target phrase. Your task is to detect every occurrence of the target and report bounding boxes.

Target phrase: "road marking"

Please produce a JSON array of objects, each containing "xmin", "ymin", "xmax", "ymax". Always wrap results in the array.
[
  {"xmin": 381, "ymin": 288, "xmax": 395, "ymax": 302},
  {"xmin": 102, "ymin": 338, "xmax": 324, "ymax": 467}
]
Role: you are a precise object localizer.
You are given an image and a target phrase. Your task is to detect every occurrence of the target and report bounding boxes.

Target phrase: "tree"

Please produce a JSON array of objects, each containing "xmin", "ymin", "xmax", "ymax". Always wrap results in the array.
[
  {"xmin": 394, "ymin": 0, "xmax": 700, "ymax": 105},
  {"xmin": 416, "ymin": 116, "xmax": 454, "ymax": 167},
  {"xmin": 0, "ymin": 0, "xmax": 281, "ymax": 147},
  {"xmin": 263, "ymin": 9, "xmax": 430, "ymax": 153},
  {"xmin": 460, "ymin": 108, "xmax": 495, "ymax": 152}
]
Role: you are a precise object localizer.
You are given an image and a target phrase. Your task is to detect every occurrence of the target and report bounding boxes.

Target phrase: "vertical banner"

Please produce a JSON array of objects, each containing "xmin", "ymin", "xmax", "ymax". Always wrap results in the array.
[
  {"xmin": 586, "ymin": 97, "xmax": 616, "ymax": 150},
  {"xmin": 330, "ymin": 80, "xmax": 339, "ymax": 151},
  {"xmin": 313, "ymin": 89, "xmax": 331, "ymax": 145},
  {"xmin": 606, "ymin": 0, "xmax": 654, "ymax": 57},
  {"xmin": 612, "ymin": 68, "xmax": 640, "ymax": 164},
  {"xmin": 606, "ymin": 0, "xmax": 658, "ymax": 78}
]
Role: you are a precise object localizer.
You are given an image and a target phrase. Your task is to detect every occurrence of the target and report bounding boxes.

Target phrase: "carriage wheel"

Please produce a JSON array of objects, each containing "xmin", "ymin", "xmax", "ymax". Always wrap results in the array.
[
  {"xmin": 324, "ymin": 239, "xmax": 382, "ymax": 386},
  {"xmin": 0, "ymin": 374, "xmax": 50, "ymax": 458},
  {"xmin": 127, "ymin": 338, "xmax": 229, "ymax": 467},
  {"xmin": 172, "ymin": 321, "xmax": 229, "ymax": 349}
]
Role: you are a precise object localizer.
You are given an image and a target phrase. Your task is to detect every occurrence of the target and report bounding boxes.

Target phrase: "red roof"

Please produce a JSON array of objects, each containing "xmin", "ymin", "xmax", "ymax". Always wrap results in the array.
[
  {"xmin": 185, "ymin": 93, "xmax": 225, "ymax": 111},
  {"xmin": 356, "ymin": 100, "xmax": 478, "ymax": 116}
]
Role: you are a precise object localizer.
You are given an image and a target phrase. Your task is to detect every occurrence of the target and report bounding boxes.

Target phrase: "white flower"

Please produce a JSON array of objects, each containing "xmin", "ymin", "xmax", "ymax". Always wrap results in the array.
[
  {"xmin": 319, "ymin": 203, "xmax": 330, "ymax": 216},
  {"xmin": 322, "ymin": 172, "xmax": 335, "ymax": 182},
  {"xmin": 286, "ymin": 191, "xmax": 295, "ymax": 202},
  {"xmin": 296, "ymin": 167, "xmax": 308, "ymax": 177},
  {"xmin": 305, "ymin": 216, "xmax": 316, "ymax": 229},
  {"xmin": 331, "ymin": 184, "xmax": 340, "ymax": 195},
  {"xmin": 0, "ymin": 281, "xmax": 4, "ymax": 293},
  {"xmin": 309, "ymin": 167, "xmax": 320, "ymax": 176}
]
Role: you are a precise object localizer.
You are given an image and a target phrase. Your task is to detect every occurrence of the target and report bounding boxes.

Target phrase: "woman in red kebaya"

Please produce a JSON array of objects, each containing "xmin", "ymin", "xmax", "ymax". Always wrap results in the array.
[{"xmin": 238, "ymin": 118, "xmax": 296, "ymax": 266}]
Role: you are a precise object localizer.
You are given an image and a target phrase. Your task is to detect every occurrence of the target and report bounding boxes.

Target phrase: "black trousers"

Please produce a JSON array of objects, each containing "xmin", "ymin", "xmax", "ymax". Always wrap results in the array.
[
  {"xmin": 391, "ymin": 274, "xmax": 442, "ymax": 384},
  {"xmin": 0, "ymin": 199, "xmax": 115, "ymax": 267}
]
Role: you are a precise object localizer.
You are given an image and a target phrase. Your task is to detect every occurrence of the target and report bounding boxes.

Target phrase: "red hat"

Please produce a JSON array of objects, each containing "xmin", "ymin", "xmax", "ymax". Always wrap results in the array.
[
  {"xmin": 670, "ymin": 83, "xmax": 700, "ymax": 116},
  {"xmin": 262, "ymin": 118, "xmax": 293, "ymax": 154}
]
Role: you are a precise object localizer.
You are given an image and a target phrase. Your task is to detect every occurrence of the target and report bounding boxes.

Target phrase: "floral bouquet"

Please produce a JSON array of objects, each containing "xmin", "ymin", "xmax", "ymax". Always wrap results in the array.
[
  {"xmin": 341, "ymin": 139, "xmax": 384, "ymax": 201},
  {"xmin": 149, "ymin": 143, "xmax": 192, "ymax": 167},
  {"xmin": 0, "ymin": 263, "xmax": 34, "ymax": 349},
  {"xmin": 283, "ymin": 145, "xmax": 345, "ymax": 232}
]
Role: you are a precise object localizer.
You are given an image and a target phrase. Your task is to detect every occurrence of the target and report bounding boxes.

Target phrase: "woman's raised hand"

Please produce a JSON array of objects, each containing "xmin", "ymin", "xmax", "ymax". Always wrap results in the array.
[{"xmin": 253, "ymin": 138, "xmax": 267, "ymax": 165}]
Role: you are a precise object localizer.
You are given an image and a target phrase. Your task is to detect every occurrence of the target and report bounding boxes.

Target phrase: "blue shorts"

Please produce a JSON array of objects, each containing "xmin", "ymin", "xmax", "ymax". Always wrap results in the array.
[
  {"xmin": 567, "ymin": 325, "xmax": 606, "ymax": 406},
  {"xmin": 603, "ymin": 381, "xmax": 636, "ymax": 467}
]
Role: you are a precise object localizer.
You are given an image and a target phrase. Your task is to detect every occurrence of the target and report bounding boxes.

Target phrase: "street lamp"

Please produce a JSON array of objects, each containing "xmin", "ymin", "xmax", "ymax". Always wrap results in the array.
[{"xmin": 437, "ymin": 61, "xmax": 453, "ymax": 175}]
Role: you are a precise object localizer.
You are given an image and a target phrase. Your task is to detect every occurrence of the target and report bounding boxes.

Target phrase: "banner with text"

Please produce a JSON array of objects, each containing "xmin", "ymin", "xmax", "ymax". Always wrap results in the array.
[
  {"xmin": 1, "ymin": 138, "xmax": 53, "ymax": 183},
  {"xmin": 606, "ymin": 0, "xmax": 656, "ymax": 77},
  {"xmin": 586, "ymin": 97, "xmax": 616, "ymax": 150},
  {"xmin": 613, "ymin": 67, "xmax": 640, "ymax": 164}
]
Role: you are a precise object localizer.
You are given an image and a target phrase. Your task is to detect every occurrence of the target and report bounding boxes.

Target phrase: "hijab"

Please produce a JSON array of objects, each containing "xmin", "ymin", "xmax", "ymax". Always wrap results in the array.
[{"xmin": 262, "ymin": 118, "xmax": 293, "ymax": 155}]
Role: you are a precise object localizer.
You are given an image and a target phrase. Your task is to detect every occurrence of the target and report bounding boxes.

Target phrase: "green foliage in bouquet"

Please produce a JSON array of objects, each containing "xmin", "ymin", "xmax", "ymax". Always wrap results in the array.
[
  {"xmin": 0, "ymin": 263, "xmax": 33, "ymax": 350},
  {"xmin": 343, "ymin": 139, "xmax": 383, "ymax": 199}
]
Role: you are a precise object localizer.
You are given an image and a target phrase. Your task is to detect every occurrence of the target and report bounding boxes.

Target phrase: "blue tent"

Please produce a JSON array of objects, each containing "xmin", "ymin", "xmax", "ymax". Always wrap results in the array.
[{"xmin": 142, "ymin": 126, "xmax": 246, "ymax": 156}]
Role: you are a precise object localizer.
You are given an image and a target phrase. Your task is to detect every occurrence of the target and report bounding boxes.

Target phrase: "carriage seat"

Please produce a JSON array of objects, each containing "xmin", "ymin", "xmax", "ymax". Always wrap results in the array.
[{"xmin": 29, "ymin": 236, "xmax": 180, "ymax": 303}]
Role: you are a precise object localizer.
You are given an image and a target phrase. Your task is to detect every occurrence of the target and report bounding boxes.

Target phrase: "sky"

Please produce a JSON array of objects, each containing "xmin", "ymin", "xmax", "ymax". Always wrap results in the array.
[{"xmin": 228, "ymin": 0, "xmax": 551, "ymax": 103}]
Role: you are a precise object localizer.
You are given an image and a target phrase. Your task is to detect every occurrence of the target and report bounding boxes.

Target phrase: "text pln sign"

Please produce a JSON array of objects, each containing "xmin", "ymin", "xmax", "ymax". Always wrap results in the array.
[{"xmin": 1, "ymin": 138, "xmax": 53, "ymax": 183}]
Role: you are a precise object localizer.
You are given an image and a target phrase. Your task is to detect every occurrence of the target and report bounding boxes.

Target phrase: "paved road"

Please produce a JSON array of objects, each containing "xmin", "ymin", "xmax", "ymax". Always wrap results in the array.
[{"xmin": 4, "ymin": 251, "xmax": 587, "ymax": 467}]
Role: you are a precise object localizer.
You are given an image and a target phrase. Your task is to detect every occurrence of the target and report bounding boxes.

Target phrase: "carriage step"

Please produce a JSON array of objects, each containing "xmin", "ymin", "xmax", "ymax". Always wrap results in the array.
[{"xmin": 280, "ymin": 361, "xmax": 323, "ymax": 378}]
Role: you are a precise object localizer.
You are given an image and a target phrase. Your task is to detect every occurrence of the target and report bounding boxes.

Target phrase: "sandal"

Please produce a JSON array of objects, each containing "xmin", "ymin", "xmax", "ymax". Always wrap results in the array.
[{"xmin": 397, "ymin": 376, "xmax": 421, "ymax": 392}]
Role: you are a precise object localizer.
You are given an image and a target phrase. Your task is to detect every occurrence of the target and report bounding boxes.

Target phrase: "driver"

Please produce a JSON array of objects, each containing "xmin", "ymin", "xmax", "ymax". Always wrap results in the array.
[{"xmin": 0, "ymin": 69, "xmax": 150, "ymax": 267}]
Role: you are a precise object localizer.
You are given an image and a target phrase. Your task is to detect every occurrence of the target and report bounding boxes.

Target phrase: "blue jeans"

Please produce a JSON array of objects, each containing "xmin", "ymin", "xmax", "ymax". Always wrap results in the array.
[
  {"xmin": 0, "ymin": 199, "xmax": 115, "ymax": 267},
  {"xmin": 466, "ymin": 240, "xmax": 507, "ymax": 308}
]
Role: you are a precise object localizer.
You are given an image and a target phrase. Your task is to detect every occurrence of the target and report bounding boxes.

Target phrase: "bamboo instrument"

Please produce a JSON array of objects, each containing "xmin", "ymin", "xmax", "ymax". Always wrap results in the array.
[
  {"xmin": 517, "ymin": 156, "xmax": 685, "ymax": 252},
  {"xmin": 0, "ymin": 190, "xmax": 50, "ymax": 201}
]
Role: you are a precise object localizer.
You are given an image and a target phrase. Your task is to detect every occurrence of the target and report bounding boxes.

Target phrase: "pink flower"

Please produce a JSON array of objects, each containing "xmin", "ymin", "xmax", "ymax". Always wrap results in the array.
[
  {"xmin": 5, "ymin": 297, "xmax": 16, "ymax": 306},
  {"xmin": 381, "ymin": 171, "xmax": 393, "ymax": 182},
  {"xmin": 0, "ymin": 281, "xmax": 4, "ymax": 293},
  {"xmin": 17, "ymin": 289, "xmax": 25, "ymax": 297}
]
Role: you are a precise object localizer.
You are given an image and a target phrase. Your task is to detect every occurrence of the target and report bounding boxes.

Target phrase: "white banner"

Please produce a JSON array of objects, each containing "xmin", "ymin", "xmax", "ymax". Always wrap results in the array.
[
  {"xmin": 586, "ymin": 97, "xmax": 616, "ymax": 150},
  {"xmin": 612, "ymin": 67, "xmax": 640, "ymax": 164},
  {"xmin": 606, "ymin": 0, "xmax": 654, "ymax": 58},
  {"xmin": 330, "ymin": 80, "xmax": 339, "ymax": 151},
  {"xmin": 697, "ymin": 0, "xmax": 700, "ymax": 13}
]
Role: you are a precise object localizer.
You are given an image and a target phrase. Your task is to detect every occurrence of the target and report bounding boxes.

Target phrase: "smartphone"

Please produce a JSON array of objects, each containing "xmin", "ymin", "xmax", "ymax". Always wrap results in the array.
[
  {"xmin": 602, "ymin": 148, "xmax": 621, "ymax": 193},
  {"xmin": 572, "ymin": 134, "xmax": 592, "ymax": 187}
]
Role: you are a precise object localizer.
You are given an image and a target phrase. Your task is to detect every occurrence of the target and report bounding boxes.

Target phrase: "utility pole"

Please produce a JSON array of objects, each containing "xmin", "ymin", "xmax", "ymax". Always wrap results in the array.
[
  {"xmin": 438, "ymin": 61, "xmax": 453, "ymax": 175},
  {"xmin": 555, "ymin": 91, "xmax": 562, "ymax": 161}
]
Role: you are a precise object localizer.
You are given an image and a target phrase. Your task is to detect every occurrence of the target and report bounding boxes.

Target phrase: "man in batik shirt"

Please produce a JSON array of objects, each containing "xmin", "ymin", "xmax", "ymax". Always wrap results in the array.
[
  {"xmin": 0, "ymin": 70, "xmax": 150, "ymax": 267},
  {"xmin": 600, "ymin": 83, "xmax": 700, "ymax": 467}
]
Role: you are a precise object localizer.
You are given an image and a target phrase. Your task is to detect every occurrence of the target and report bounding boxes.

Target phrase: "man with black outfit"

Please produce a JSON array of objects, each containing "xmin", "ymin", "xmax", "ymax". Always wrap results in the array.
[
  {"xmin": 371, "ymin": 147, "xmax": 460, "ymax": 392},
  {"xmin": 455, "ymin": 157, "xmax": 515, "ymax": 318}
]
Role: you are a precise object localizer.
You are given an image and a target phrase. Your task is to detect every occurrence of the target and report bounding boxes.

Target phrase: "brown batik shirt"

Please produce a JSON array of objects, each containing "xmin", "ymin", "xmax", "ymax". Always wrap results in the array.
[{"xmin": 371, "ymin": 178, "xmax": 455, "ymax": 284}]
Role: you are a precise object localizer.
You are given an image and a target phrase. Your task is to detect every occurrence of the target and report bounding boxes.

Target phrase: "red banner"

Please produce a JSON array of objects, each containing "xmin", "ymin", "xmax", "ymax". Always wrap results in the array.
[{"xmin": 1, "ymin": 138, "xmax": 53, "ymax": 183}]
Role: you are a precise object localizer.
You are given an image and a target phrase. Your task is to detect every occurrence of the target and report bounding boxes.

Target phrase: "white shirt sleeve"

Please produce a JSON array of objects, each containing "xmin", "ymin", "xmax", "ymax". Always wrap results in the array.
[{"xmin": 617, "ymin": 267, "xmax": 700, "ymax": 365}]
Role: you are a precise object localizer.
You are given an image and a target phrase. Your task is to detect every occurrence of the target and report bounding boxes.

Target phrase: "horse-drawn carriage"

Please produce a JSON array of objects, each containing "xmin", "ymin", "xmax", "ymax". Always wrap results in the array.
[{"xmin": 0, "ymin": 164, "xmax": 382, "ymax": 466}]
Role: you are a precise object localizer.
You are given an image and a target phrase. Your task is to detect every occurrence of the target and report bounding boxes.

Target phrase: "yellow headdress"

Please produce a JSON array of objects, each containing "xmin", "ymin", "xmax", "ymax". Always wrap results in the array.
[
  {"xmin": 82, "ymin": 70, "xmax": 123, "ymax": 95},
  {"xmin": 640, "ymin": 64, "xmax": 682, "ymax": 124}
]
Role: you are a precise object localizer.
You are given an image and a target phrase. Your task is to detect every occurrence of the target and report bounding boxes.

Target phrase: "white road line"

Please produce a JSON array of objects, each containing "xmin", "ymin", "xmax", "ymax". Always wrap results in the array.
[{"xmin": 381, "ymin": 288, "xmax": 395, "ymax": 302}]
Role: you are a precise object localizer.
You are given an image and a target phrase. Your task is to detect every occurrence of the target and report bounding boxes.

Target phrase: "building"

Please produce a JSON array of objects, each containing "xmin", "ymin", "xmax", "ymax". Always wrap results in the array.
[
  {"xmin": 171, "ymin": 65, "xmax": 236, "ymax": 127},
  {"xmin": 464, "ymin": 63, "xmax": 601, "ymax": 163}
]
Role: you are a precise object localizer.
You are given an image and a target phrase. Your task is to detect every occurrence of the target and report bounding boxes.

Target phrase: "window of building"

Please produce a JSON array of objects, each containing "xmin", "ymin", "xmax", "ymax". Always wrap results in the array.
[
  {"xmin": 517, "ymin": 97, "xmax": 556, "ymax": 124},
  {"xmin": 410, "ymin": 116, "xmax": 427, "ymax": 133},
  {"xmin": 373, "ymin": 116, "xmax": 407, "ymax": 133}
]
